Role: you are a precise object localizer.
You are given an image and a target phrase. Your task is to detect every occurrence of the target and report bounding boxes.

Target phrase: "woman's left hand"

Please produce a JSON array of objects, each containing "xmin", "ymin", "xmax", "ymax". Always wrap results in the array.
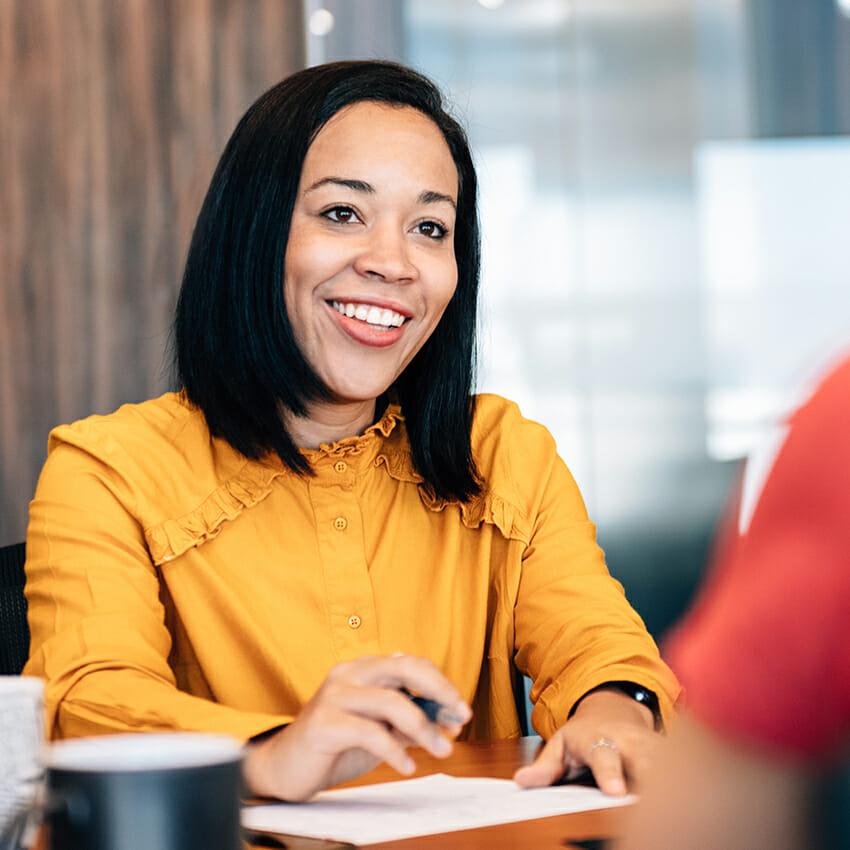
[{"xmin": 513, "ymin": 687, "xmax": 660, "ymax": 796}]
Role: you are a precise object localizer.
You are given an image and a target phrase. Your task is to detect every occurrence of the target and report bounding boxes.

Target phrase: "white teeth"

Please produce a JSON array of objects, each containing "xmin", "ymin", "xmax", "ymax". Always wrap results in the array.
[{"xmin": 331, "ymin": 301, "xmax": 405, "ymax": 328}]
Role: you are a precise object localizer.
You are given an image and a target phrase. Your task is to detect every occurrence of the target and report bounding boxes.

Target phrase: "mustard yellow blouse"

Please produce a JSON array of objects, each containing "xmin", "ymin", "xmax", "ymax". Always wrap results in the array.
[{"xmin": 24, "ymin": 393, "xmax": 680, "ymax": 741}]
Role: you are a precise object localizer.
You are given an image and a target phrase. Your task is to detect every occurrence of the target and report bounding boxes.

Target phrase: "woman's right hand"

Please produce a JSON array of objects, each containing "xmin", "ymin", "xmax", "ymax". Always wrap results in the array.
[{"xmin": 242, "ymin": 654, "xmax": 472, "ymax": 801}]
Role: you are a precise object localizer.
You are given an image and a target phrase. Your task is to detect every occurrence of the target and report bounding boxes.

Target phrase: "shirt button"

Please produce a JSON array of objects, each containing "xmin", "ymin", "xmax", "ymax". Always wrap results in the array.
[
  {"xmin": 334, "ymin": 460, "xmax": 347, "ymax": 474},
  {"xmin": 348, "ymin": 615, "xmax": 362, "ymax": 629},
  {"xmin": 333, "ymin": 516, "xmax": 348, "ymax": 531}
]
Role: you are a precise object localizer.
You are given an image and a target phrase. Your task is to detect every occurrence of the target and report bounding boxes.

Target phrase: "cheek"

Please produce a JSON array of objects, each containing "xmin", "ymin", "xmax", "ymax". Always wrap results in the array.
[
  {"xmin": 418, "ymin": 275, "xmax": 458, "ymax": 348},
  {"xmin": 282, "ymin": 233, "xmax": 319, "ymax": 317},
  {"xmin": 282, "ymin": 270, "xmax": 300, "ymax": 337},
  {"xmin": 281, "ymin": 235, "xmax": 301, "ymax": 313},
  {"xmin": 433, "ymin": 262, "xmax": 459, "ymax": 318},
  {"xmin": 284, "ymin": 230, "xmax": 350, "ymax": 303}
]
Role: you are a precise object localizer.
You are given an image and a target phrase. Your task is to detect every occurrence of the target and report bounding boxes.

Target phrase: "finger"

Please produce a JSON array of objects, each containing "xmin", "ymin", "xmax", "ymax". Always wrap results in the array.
[
  {"xmin": 385, "ymin": 722, "xmax": 462, "ymax": 753},
  {"xmin": 331, "ymin": 684, "xmax": 454, "ymax": 759},
  {"xmin": 344, "ymin": 655, "xmax": 472, "ymax": 726},
  {"xmin": 320, "ymin": 712, "xmax": 417, "ymax": 777},
  {"xmin": 252, "ymin": 713, "xmax": 410, "ymax": 802},
  {"xmin": 513, "ymin": 735, "xmax": 576, "ymax": 788},
  {"xmin": 383, "ymin": 656, "xmax": 472, "ymax": 725},
  {"xmin": 587, "ymin": 739, "xmax": 628, "ymax": 796}
]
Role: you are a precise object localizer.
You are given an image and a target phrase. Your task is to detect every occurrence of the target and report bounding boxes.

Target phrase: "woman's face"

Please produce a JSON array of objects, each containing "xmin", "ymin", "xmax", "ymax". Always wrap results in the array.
[{"xmin": 284, "ymin": 101, "xmax": 459, "ymax": 406}]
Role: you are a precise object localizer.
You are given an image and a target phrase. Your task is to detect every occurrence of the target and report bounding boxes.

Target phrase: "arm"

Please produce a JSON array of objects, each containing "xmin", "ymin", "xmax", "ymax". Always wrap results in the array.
[
  {"xmin": 26, "ymin": 438, "xmax": 471, "ymax": 799},
  {"xmin": 496, "ymin": 411, "xmax": 679, "ymax": 791},
  {"xmin": 24, "ymin": 439, "xmax": 288, "ymax": 740}
]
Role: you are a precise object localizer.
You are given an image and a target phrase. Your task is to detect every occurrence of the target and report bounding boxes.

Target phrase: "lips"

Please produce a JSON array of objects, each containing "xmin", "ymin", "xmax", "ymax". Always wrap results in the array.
[
  {"xmin": 328, "ymin": 300, "xmax": 409, "ymax": 348},
  {"xmin": 330, "ymin": 300, "xmax": 408, "ymax": 330}
]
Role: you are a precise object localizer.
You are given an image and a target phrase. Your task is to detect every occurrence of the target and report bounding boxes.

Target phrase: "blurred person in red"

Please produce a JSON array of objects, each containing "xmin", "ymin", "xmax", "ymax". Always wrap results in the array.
[{"xmin": 617, "ymin": 352, "xmax": 850, "ymax": 850}]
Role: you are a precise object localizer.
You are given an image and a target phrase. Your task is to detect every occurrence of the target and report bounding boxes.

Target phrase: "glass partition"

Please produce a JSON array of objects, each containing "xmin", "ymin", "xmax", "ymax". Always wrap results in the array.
[{"xmin": 305, "ymin": 0, "xmax": 850, "ymax": 637}]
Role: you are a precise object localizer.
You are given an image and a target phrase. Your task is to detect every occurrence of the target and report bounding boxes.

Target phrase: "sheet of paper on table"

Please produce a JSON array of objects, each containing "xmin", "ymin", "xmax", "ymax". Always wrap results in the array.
[{"xmin": 242, "ymin": 773, "xmax": 636, "ymax": 845}]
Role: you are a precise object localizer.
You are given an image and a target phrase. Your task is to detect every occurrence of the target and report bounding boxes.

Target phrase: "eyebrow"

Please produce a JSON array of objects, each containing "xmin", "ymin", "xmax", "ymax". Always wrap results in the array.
[{"xmin": 305, "ymin": 177, "xmax": 457, "ymax": 210}]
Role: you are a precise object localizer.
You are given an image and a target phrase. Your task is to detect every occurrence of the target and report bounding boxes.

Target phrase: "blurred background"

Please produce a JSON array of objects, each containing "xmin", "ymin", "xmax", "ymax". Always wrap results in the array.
[{"xmin": 3, "ymin": 0, "xmax": 850, "ymax": 641}]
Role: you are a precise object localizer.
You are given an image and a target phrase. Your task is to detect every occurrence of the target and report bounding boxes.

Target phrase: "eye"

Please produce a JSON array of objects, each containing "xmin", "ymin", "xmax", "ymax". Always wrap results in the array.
[
  {"xmin": 322, "ymin": 206, "xmax": 361, "ymax": 224},
  {"xmin": 414, "ymin": 220, "xmax": 448, "ymax": 240}
]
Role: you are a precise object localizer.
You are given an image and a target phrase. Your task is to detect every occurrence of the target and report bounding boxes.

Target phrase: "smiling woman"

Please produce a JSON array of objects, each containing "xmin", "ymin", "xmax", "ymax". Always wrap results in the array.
[
  {"xmin": 283, "ymin": 101, "xmax": 459, "ymax": 437},
  {"xmin": 23, "ymin": 60, "xmax": 681, "ymax": 804},
  {"xmin": 173, "ymin": 61, "xmax": 482, "ymax": 502}
]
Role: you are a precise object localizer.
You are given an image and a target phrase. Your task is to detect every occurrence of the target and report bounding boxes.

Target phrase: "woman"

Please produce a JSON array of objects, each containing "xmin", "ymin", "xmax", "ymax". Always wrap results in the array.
[{"xmin": 24, "ymin": 60, "xmax": 680, "ymax": 801}]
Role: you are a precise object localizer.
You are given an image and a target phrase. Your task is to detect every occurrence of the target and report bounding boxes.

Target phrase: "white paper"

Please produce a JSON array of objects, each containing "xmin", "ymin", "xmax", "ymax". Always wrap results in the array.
[{"xmin": 242, "ymin": 773, "xmax": 635, "ymax": 845}]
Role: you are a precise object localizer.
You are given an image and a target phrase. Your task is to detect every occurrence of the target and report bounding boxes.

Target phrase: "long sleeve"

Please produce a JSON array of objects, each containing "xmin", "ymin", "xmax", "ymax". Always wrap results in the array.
[
  {"xmin": 516, "ymin": 448, "xmax": 680, "ymax": 733},
  {"xmin": 468, "ymin": 395, "xmax": 681, "ymax": 736},
  {"xmin": 25, "ymin": 391, "xmax": 680, "ymax": 745},
  {"xmin": 24, "ymin": 421, "xmax": 289, "ymax": 741}
]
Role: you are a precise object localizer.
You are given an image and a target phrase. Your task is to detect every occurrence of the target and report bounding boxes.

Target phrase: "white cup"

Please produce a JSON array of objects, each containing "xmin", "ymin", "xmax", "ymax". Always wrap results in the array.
[{"xmin": 0, "ymin": 676, "xmax": 45, "ymax": 848}]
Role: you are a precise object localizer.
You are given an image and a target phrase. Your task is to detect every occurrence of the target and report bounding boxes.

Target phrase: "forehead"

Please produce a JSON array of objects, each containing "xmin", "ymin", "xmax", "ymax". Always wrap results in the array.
[{"xmin": 301, "ymin": 101, "xmax": 458, "ymax": 195}]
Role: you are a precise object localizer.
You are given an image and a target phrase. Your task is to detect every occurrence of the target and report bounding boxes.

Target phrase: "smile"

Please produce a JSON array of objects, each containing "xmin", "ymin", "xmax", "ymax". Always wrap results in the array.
[{"xmin": 331, "ymin": 301, "xmax": 407, "ymax": 330}]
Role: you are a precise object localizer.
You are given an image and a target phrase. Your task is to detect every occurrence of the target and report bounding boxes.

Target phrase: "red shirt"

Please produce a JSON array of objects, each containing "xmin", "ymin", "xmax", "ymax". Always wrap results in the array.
[{"xmin": 667, "ymin": 354, "xmax": 850, "ymax": 758}]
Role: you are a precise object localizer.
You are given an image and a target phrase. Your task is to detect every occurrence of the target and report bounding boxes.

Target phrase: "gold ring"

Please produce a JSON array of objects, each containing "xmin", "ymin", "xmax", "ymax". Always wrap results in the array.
[{"xmin": 590, "ymin": 737, "xmax": 619, "ymax": 754}]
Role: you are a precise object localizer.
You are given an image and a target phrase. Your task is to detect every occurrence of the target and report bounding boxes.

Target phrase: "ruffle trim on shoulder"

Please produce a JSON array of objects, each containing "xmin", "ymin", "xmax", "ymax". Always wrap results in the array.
[
  {"xmin": 418, "ymin": 488, "xmax": 531, "ymax": 544},
  {"xmin": 373, "ymin": 446, "xmax": 422, "ymax": 484},
  {"xmin": 372, "ymin": 403, "xmax": 403, "ymax": 438},
  {"xmin": 144, "ymin": 463, "xmax": 284, "ymax": 565},
  {"xmin": 372, "ymin": 406, "xmax": 424, "ymax": 484},
  {"xmin": 144, "ymin": 406, "xmax": 406, "ymax": 565}
]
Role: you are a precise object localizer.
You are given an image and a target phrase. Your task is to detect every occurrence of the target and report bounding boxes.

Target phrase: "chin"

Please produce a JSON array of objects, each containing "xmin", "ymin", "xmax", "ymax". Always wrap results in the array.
[
  {"xmin": 324, "ymin": 370, "xmax": 401, "ymax": 405},
  {"xmin": 326, "ymin": 382, "xmax": 394, "ymax": 406}
]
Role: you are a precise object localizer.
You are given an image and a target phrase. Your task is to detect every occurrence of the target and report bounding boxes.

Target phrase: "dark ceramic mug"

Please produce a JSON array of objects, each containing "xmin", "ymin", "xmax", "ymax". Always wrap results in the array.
[{"xmin": 46, "ymin": 732, "xmax": 243, "ymax": 850}]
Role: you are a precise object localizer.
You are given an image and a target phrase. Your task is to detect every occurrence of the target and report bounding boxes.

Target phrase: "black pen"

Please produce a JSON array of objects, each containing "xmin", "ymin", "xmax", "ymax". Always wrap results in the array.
[{"xmin": 403, "ymin": 690, "xmax": 465, "ymax": 726}]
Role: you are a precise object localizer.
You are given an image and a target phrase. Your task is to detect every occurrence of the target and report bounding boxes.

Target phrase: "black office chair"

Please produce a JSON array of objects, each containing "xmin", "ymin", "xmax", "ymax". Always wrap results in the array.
[
  {"xmin": 512, "ymin": 666, "xmax": 532, "ymax": 737},
  {"xmin": 0, "ymin": 542, "xmax": 29, "ymax": 675}
]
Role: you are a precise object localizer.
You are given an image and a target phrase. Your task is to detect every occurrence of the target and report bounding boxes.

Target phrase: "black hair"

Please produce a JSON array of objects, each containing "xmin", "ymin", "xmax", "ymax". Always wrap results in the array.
[{"xmin": 174, "ymin": 60, "xmax": 481, "ymax": 501}]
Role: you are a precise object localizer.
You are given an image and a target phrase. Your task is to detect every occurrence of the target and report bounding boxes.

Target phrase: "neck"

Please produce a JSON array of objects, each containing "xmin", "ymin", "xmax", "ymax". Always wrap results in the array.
[{"xmin": 283, "ymin": 399, "xmax": 378, "ymax": 449}]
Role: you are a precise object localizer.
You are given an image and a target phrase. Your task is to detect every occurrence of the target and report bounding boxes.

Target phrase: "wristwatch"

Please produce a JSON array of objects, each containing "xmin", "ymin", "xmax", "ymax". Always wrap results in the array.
[{"xmin": 570, "ymin": 680, "xmax": 663, "ymax": 731}]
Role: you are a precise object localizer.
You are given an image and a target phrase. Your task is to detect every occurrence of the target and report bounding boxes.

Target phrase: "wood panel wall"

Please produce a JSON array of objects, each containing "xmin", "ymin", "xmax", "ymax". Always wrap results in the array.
[{"xmin": 0, "ymin": 0, "xmax": 305, "ymax": 544}]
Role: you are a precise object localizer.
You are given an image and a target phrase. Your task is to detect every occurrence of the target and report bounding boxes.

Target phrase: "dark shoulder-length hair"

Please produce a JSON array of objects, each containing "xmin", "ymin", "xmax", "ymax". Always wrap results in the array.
[{"xmin": 174, "ymin": 60, "xmax": 481, "ymax": 501}]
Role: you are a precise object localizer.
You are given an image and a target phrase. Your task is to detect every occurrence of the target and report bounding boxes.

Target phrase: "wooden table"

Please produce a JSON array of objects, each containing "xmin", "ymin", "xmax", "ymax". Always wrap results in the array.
[{"xmin": 246, "ymin": 737, "xmax": 630, "ymax": 850}]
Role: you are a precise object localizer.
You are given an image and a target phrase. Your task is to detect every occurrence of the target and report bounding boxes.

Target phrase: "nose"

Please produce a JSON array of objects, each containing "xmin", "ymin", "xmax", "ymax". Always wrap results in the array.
[{"xmin": 353, "ymin": 222, "xmax": 417, "ymax": 283}]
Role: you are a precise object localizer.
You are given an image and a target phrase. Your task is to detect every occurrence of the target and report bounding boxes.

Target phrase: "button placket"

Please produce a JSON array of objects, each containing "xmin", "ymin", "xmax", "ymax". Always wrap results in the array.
[{"xmin": 309, "ymin": 456, "xmax": 379, "ymax": 657}]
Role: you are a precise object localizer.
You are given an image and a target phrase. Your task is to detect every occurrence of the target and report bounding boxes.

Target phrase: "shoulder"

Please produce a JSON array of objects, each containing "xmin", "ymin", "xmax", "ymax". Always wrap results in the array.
[
  {"xmin": 787, "ymin": 352, "xmax": 850, "ymax": 443},
  {"xmin": 667, "ymin": 354, "xmax": 850, "ymax": 755},
  {"xmin": 40, "ymin": 394, "xmax": 267, "ymax": 547},
  {"xmin": 47, "ymin": 393, "xmax": 214, "ymax": 469},
  {"xmin": 745, "ymin": 352, "xmax": 850, "ymax": 530},
  {"xmin": 470, "ymin": 393, "xmax": 556, "ymax": 453},
  {"xmin": 470, "ymin": 393, "xmax": 558, "ymax": 477},
  {"xmin": 449, "ymin": 394, "xmax": 581, "ymax": 540}
]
